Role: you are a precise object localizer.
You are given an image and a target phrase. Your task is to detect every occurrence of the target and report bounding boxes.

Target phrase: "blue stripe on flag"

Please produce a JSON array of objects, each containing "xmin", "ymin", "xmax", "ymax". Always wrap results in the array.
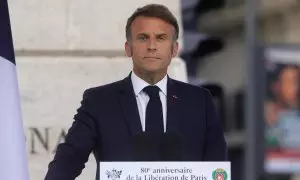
[{"xmin": 0, "ymin": 0, "xmax": 15, "ymax": 64}]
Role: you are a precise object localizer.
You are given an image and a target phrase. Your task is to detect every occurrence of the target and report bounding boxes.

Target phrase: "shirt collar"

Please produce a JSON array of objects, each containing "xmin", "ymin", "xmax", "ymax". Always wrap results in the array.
[{"xmin": 131, "ymin": 71, "xmax": 167, "ymax": 96}]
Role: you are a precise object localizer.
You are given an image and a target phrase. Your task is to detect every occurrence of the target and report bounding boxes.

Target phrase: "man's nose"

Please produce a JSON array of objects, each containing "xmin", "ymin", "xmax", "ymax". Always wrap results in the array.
[{"xmin": 147, "ymin": 38, "xmax": 157, "ymax": 51}]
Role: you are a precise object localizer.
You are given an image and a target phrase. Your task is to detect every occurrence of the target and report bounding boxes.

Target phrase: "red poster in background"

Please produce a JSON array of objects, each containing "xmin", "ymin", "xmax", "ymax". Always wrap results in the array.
[{"xmin": 264, "ymin": 47, "xmax": 300, "ymax": 173}]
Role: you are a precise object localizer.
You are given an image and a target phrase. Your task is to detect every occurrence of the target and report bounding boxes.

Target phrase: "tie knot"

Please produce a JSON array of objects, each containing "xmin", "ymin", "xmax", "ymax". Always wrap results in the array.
[{"xmin": 143, "ymin": 85, "xmax": 160, "ymax": 98}]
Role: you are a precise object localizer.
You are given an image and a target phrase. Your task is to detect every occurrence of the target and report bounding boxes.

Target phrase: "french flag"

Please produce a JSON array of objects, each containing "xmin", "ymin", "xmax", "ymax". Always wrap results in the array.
[{"xmin": 0, "ymin": 0, "xmax": 29, "ymax": 179}]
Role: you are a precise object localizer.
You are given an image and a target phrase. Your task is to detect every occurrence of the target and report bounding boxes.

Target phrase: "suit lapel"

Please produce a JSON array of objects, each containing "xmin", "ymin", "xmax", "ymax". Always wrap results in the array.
[
  {"xmin": 118, "ymin": 74, "xmax": 143, "ymax": 136},
  {"xmin": 166, "ymin": 77, "xmax": 181, "ymax": 132}
]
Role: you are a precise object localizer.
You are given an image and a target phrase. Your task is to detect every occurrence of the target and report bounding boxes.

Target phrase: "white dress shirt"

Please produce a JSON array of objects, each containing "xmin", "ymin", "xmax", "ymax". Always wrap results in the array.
[{"xmin": 131, "ymin": 71, "xmax": 167, "ymax": 132}]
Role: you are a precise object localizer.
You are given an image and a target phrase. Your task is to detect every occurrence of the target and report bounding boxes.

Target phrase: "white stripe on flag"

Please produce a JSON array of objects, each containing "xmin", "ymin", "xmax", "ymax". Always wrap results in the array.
[{"xmin": 0, "ymin": 57, "xmax": 29, "ymax": 180}]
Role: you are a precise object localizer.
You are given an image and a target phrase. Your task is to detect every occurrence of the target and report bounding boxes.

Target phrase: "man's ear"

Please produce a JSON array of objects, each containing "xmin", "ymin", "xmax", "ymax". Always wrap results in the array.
[
  {"xmin": 125, "ymin": 41, "xmax": 132, "ymax": 57},
  {"xmin": 172, "ymin": 41, "xmax": 179, "ymax": 57}
]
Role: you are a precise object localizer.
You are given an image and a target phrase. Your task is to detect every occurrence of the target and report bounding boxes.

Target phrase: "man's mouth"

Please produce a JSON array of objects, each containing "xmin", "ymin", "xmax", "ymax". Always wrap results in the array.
[{"xmin": 144, "ymin": 57, "xmax": 160, "ymax": 59}]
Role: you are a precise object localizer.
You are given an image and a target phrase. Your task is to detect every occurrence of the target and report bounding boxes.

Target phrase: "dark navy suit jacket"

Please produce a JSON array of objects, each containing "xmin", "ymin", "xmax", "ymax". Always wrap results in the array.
[{"xmin": 45, "ymin": 74, "xmax": 227, "ymax": 180}]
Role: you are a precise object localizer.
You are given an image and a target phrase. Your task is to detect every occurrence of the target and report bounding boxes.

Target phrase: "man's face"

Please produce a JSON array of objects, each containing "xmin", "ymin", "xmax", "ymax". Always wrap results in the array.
[
  {"xmin": 125, "ymin": 16, "xmax": 178, "ymax": 75},
  {"xmin": 279, "ymin": 67, "xmax": 299, "ymax": 106}
]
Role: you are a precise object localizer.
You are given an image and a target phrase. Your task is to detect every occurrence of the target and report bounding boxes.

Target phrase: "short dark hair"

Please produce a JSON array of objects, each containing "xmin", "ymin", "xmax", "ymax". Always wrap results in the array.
[{"xmin": 125, "ymin": 4, "xmax": 179, "ymax": 41}]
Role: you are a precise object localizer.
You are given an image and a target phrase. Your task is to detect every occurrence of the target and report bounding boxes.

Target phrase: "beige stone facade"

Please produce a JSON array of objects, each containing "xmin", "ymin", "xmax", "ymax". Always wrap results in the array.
[{"xmin": 8, "ymin": 1, "xmax": 186, "ymax": 179}]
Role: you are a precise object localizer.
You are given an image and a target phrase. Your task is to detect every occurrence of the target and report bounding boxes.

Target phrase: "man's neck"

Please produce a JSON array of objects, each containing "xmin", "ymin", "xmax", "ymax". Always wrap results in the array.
[{"xmin": 132, "ymin": 69, "xmax": 167, "ymax": 85}]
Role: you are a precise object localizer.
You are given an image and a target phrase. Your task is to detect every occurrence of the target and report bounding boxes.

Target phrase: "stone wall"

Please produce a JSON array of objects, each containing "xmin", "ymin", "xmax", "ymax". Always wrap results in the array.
[
  {"xmin": 18, "ymin": 57, "xmax": 186, "ymax": 180},
  {"xmin": 8, "ymin": 1, "xmax": 187, "ymax": 179}
]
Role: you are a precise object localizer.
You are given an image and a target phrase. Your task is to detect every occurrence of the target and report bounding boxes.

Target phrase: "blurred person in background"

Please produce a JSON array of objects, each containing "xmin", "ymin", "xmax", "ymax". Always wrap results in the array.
[
  {"xmin": 265, "ymin": 65, "xmax": 300, "ymax": 149},
  {"xmin": 45, "ymin": 4, "xmax": 227, "ymax": 180}
]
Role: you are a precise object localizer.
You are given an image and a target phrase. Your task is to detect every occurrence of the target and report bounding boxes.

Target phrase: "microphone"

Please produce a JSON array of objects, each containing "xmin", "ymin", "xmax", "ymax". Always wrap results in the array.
[
  {"xmin": 133, "ymin": 132, "xmax": 159, "ymax": 161},
  {"xmin": 161, "ymin": 132, "xmax": 182, "ymax": 161}
]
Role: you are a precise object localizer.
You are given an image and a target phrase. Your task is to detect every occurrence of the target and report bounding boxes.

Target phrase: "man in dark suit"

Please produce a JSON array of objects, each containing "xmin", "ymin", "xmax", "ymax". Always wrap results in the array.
[{"xmin": 45, "ymin": 3, "xmax": 227, "ymax": 180}]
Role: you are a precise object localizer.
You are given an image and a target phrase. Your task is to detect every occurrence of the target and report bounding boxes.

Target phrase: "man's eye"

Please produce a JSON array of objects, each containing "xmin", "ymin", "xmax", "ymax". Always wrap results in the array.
[{"xmin": 138, "ymin": 36, "xmax": 147, "ymax": 41}]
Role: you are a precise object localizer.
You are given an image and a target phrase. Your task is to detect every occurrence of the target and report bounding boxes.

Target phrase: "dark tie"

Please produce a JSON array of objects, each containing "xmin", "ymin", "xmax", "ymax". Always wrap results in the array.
[{"xmin": 143, "ymin": 86, "xmax": 164, "ymax": 136}]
